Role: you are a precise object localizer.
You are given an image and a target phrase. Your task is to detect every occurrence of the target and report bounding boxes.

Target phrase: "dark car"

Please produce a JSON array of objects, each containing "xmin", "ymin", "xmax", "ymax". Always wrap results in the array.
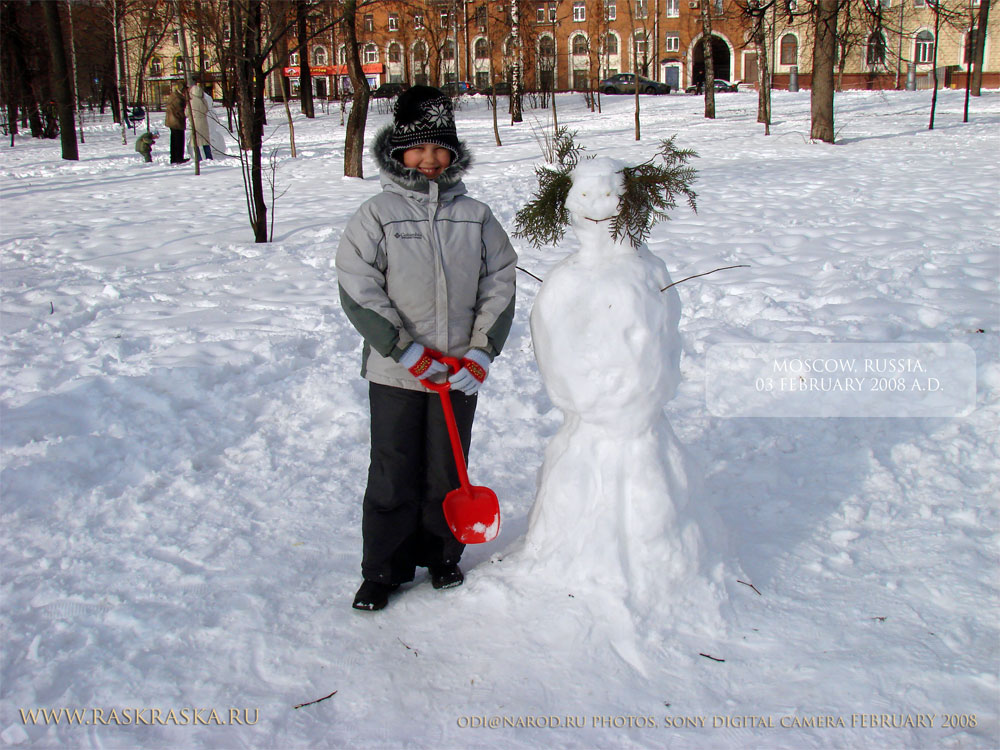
[
  {"xmin": 686, "ymin": 79, "xmax": 739, "ymax": 94},
  {"xmin": 441, "ymin": 80, "xmax": 474, "ymax": 96},
  {"xmin": 478, "ymin": 81, "xmax": 511, "ymax": 96},
  {"xmin": 599, "ymin": 73, "xmax": 671, "ymax": 95},
  {"xmin": 371, "ymin": 82, "xmax": 408, "ymax": 99}
]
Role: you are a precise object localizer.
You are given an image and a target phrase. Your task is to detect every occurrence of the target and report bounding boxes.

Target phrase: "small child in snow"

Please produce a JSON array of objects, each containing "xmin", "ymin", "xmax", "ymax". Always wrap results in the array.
[
  {"xmin": 135, "ymin": 131, "xmax": 157, "ymax": 163},
  {"xmin": 337, "ymin": 86, "xmax": 517, "ymax": 611}
]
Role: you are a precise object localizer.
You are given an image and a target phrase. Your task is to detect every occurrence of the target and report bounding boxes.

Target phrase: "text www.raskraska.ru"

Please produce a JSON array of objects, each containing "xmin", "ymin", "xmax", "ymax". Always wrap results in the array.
[{"xmin": 19, "ymin": 707, "xmax": 259, "ymax": 726}]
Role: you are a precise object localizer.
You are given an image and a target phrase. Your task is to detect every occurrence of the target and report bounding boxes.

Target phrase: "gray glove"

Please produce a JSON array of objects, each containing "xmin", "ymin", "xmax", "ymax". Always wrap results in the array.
[{"xmin": 447, "ymin": 349, "xmax": 491, "ymax": 395}]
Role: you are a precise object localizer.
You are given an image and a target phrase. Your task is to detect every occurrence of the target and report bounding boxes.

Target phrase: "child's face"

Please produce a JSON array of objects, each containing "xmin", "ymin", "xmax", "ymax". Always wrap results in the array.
[{"xmin": 402, "ymin": 143, "xmax": 452, "ymax": 180}]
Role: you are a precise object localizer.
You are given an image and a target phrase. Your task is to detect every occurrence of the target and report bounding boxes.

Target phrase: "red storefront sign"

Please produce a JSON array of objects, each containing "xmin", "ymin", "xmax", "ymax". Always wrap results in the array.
[{"xmin": 284, "ymin": 64, "xmax": 384, "ymax": 77}]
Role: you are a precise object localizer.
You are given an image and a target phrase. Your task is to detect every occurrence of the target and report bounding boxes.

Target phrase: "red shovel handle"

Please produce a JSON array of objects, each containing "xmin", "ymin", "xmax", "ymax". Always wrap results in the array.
[{"xmin": 422, "ymin": 357, "xmax": 471, "ymax": 488}]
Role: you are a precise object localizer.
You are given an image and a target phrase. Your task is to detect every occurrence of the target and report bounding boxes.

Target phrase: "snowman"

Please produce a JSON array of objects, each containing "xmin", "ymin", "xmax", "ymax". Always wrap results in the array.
[{"xmin": 518, "ymin": 156, "xmax": 727, "ymax": 625}]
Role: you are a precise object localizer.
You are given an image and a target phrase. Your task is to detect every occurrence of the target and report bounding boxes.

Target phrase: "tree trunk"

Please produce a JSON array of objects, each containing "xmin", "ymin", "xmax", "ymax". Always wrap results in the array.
[
  {"xmin": 971, "ymin": 0, "xmax": 990, "ymax": 96},
  {"xmin": 753, "ymin": 11, "xmax": 771, "ymax": 133},
  {"xmin": 510, "ymin": 0, "xmax": 523, "ymax": 123},
  {"xmin": 343, "ymin": 0, "xmax": 370, "ymax": 178},
  {"xmin": 929, "ymin": 5, "xmax": 941, "ymax": 130},
  {"xmin": 700, "ymin": 1, "xmax": 715, "ymax": 119},
  {"xmin": 810, "ymin": 0, "xmax": 838, "ymax": 142},
  {"xmin": 296, "ymin": 0, "xmax": 315, "ymax": 117},
  {"xmin": 42, "ymin": 0, "xmax": 79, "ymax": 159}
]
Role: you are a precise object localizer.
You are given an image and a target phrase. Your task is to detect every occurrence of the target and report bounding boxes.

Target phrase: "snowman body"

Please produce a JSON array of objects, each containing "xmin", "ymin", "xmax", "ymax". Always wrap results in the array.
[{"xmin": 522, "ymin": 159, "xmax": 724, "ymax": 620}]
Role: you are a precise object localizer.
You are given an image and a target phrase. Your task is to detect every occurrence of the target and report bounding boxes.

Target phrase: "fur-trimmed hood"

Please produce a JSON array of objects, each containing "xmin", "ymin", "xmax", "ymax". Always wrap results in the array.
[{"xmin": 372, "ymin": 124, "xmax": 472, "ymax": 193}]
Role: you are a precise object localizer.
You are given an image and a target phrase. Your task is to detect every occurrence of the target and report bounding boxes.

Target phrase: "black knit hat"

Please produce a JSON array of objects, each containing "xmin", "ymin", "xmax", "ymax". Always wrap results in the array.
[{"xmin": 389, "ymin": 85, "xmax": 460, "ymax": 161}]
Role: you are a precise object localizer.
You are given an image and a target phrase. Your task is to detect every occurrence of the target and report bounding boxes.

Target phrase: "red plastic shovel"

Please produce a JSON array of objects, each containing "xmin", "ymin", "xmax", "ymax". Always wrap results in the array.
[{"xmin": 423, "ymin": 357, "xmax": 501, "ymax": 544}]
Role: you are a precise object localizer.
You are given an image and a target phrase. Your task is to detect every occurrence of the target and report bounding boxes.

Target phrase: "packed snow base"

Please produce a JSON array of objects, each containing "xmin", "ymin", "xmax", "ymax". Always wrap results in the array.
[{"xmin": 2, "ymin": 90, "xmax": 998, "ymax": 749}]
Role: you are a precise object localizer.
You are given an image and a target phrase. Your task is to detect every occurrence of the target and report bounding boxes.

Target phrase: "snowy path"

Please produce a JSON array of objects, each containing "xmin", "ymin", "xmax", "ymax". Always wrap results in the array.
[{"xmin": 2, "ymin": 91, "xmax": 998, "ymax": 749}]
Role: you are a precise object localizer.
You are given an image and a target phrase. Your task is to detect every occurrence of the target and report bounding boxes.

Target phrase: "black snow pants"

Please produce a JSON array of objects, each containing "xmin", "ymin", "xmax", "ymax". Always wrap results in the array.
[
  {"xmin": 361, "ymin": 382, "xmax": 477, "ymax": 584},
  {"xmin": 169, "ymin": 128, "xmax": 185, "ymax": 163}
]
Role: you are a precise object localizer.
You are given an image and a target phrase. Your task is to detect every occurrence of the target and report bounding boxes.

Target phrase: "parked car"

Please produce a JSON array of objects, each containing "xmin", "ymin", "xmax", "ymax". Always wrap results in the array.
[
  {"xmin": 686, "ymin": 79, "xmax": 739, "ymax": 94},
  {"xmin": 371, "ymin": 82, "xmax": 408, "ymax": 99},
  {"xmin": 477, "ymin": 81, "xmax": 511, "ymax": 96},
  {"xmin": 441, "ymin": 80, "xmax": 474, "ymax": 96},
  {"xmin": 599, "ymin": 73, "xmax": 671, "ymax": 95}
]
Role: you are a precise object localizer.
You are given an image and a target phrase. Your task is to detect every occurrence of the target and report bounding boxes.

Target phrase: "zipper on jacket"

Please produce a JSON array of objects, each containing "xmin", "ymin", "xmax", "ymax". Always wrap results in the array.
[{"xmin": 427, "ymin": 180, "xmax": 450, "ymax": 353}]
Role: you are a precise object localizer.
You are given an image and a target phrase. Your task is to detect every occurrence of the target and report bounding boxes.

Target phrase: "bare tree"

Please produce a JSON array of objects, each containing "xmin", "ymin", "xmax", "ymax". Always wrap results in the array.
[
  {"xmin": 43, "ymin": 0, "xmax": 79, "ymax": 159},
  {"xmin": 810, "ymin": 0, "xmax": 837, "ymax": 142},
  {"xmin": 296, "ymin": 0, "xmax": 315, "ymax": 117},
  {"xmin": 969, "ymin": 0, "xmax": 991, "ymax": 96},
  {"xmin": 700, "ymin": 0, "xmax": 716, "ymax": 118},
  {"xmin": 737, "ymin": 0, "xmax": 774, "ymax": 132},
  {"xmin": 342, "ymin": 0, "xmax": 370, "ymax": 177}
]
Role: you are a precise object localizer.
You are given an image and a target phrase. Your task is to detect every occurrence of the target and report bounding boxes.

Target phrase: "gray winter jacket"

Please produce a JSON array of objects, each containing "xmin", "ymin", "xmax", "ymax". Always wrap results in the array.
[{"xmin": 336, "ymin": 126, "xmax": 517, "ymax": 392}]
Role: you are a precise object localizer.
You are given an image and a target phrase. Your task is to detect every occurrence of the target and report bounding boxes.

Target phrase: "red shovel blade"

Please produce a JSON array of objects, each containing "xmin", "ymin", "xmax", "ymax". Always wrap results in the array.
[{"xmin": 443, "ymin": 485, "xmax": 501, "ymax": 544}]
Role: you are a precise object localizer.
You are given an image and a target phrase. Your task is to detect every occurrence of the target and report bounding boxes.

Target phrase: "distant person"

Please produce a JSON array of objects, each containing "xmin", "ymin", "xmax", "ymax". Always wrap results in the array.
[
  {"xmin": 165, "ymin": 84, "xmax": 188, "ymax": 164},
  {"xmin": 188, "ymin": 82, "xmax": 213, "ymax": 160},
  {"xmin": 134, "ymin": 131, "xmax": 157, "ymax": 162}
]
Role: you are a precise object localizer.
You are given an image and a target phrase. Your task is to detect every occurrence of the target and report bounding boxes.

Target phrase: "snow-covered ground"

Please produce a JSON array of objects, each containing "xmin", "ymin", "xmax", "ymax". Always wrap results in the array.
[{"xmin": 1, "ymin": 89, "xmax": 998, "ymax": 749}]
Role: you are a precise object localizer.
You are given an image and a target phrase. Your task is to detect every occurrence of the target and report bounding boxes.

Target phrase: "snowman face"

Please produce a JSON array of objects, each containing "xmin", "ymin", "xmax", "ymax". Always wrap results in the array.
[{"xmin": 565, "ymin": 159, "xmax": 625, "ymax": 224}]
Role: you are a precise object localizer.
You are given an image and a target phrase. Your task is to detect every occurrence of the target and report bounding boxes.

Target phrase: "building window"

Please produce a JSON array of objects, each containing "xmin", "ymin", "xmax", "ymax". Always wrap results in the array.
[
  {"xmin": 573, "ymin": 1, "xmax": 586, "ymax": 21},
  {"xmin": 363, "ymin": 14, "xmax": 373, "ymax": 32},
  {"xmin": 413, "ymin": 41, "xmax": 428, "ymax": 62},
  {"xmin": 476, "ymin": 71, "xmax": 490, "ymax": 88},
  {"xmin": 913, "ymin": 0, "xmax": 925, "ymax": 6},
  {"xmin": 605, "ymin": 1, "xmax": 617, "ymax": 20},
  {"xmin": 174, "ymin": 55, "xmax": 184, "ymax": 74},
  {"xmin": 443, "ymin": 40, "xmax": 456, "ymax": 60},
  {"xmin": 866, "ymin": 31, "xmax": 887, "ymax": 67},
  {"xmin": 172, "ymin": 29, "xmax": 179, "ymax": 46},
  {"xmin": 475, "ymin": 5, "xmax": 488, "ymax": 27},
  {"xmin": 388, "ymin": 14, "xmax": 399, "ymax": 31},
  {"xmin": 313, "ymin": 46, "xmax": 327, "ymax": 66},
  {"xmin": 289, "ymin": 51, "xmax": 299, "ymax": 66},
  {"xmin": 572, "ymin": 34, "xmax": 588, "ymax": 55},
  {"xmin": 536, "ymin": 2, "xmax": 556, "ymax": 23},
  {"xmin": 150, "ymin": 57, "xmax": 162, "ymax": 76},
  {"xmin": 388, "ymin": 42, "xmax": 401, "ymax": 63},
  {"xmin": 665, "ymin": 0, "xmax": 679, "ymax": 17},
  {"xmin": 635, "ymin": 0, "xmax": 648, "ymax": 18},
  {"xmin": 338, "ymin": 45, "xmax": 347, "ymax": 64},
  {"xmin": 963, "ymin": 28, "xmax": 981, "ymax": 66},
  {"xmin": 414, "ymin": 13, "xmax": 424, "ymax": 29},
  {"xmin": 475, "ymin": 38, "xmax": 490, "ymax": 59},
  {"xmin": 539, "ymin": 35, "xmax": 556, "ymax": 59},
  {"xmin": 440, "ymin": 11, "xmax": 452, "ymax": 28},
  {"xmin": 605, "ymin": 33, "xmax": 619, "ymax": 55},
  {"xmin": 914, "ymin": 30, "xmax": 934, "ymax": 63},
  {"xmin": 780, "ymin": 34, "xmax": 797, "ymax": 65},
  {"xmin": 633, "ymin": 31, "xmax": 647, "ymax": 57},
  {"xmin": 573, "ymin": 70, "xmax": 589, "ymax": 89},
  {"xmin": 665, "ymin": 33, "xmax": 679, "ymax": 53},
  {"xmin": 714, "ymin": 0, "xmax": 724, "ymax": 14},
  {"xmin": 364, "ymin": 44, "xmax": 378, "ymax": 64}
]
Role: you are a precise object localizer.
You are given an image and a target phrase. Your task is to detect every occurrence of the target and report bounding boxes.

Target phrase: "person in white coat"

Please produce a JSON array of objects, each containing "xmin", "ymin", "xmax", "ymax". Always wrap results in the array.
[{"xmin": 188, "ymin": 82, "xmax": 213, "ymax": 160}]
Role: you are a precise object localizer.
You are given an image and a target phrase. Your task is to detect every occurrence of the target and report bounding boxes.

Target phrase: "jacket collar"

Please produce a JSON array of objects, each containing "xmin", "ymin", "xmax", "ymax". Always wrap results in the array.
[{"xmin": 372, "ymin": 124, "xmax": 472, "ymax": 199}]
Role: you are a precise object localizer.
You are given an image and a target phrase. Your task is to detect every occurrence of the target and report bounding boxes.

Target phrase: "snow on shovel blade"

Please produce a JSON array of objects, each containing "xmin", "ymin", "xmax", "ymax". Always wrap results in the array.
[
  {"xmin": 423, "ymin": 356, "xmax": 501, "ymax": 545},
  {"xmin": 443, "ymin": 485, "xmax": 500, "ymax": 544}
]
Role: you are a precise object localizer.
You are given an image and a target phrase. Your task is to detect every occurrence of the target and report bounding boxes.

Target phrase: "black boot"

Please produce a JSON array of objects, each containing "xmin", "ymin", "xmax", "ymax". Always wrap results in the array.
[
  {"xmin": 352, "ymin": 580, "xmax": 399, "ymax": 611},
  {"xmin": 429, "ymin": 564, "xmax": 464, "ymax": 590}
]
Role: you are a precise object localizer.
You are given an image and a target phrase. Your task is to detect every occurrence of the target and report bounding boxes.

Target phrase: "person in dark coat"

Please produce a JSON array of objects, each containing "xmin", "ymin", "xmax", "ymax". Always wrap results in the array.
[{"xmin": 164, "ymin": 84, "xmax": 188, "ymax": 164}]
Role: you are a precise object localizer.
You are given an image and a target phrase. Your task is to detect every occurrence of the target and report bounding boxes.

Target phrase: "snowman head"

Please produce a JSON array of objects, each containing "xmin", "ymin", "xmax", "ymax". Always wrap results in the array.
[{"xmin": 565, "ymin": 157, "xmax": 626, "ymax": 225}]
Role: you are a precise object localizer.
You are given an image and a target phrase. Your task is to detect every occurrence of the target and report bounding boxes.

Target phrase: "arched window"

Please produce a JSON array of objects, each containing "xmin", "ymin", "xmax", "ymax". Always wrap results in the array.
[
  {"xmin": 915, "ymin": 30, "xmax": 934, "ymax": 64},
  {"xmin": 388, "ymin": 43, "xmax": 402, "ymax": 63},
  {"xmin": 363, "ymin": 43, "xmax": 378, "ymax": 64},
  {"xmin": 150, "ymin": 57, "xmax": 162, "ymax": 76},
  {"xmin": 312, "ymin": 46, "xmax": 327, "ymax": 66},
  {"xmin": 572, "ymin": 35, "xmax": 588, "ymax": 55},
  {"xmin": 539, "ymin": 36, "xmax": 556, "ymax": 59},
  {"xmin": 604, "ymin": 33, "xmax": 619, "ymax": 55},
  {"xmin": 475, "ymin": 38, "xmax": 489, "ymax": 60},
  {"xmin": 866, "ymin": 31, "xmax": 886, "ymax": 67},
  {"xmin": 443, "ymin": 40, "xmax": 456, "ymax": 60},
  {"xmin": 413, "ymin": 41, "xmax": 428, "ymax": 62},
  {"xmin": 780, "ymin": 34, "xmax": 797, "ymax": 65}
]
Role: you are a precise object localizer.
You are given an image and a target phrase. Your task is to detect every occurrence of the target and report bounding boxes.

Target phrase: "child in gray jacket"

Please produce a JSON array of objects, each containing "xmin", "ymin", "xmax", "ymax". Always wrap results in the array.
[{"xmin": 336, "ymin": 86, "xmax": 517, "ymax": 611}]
